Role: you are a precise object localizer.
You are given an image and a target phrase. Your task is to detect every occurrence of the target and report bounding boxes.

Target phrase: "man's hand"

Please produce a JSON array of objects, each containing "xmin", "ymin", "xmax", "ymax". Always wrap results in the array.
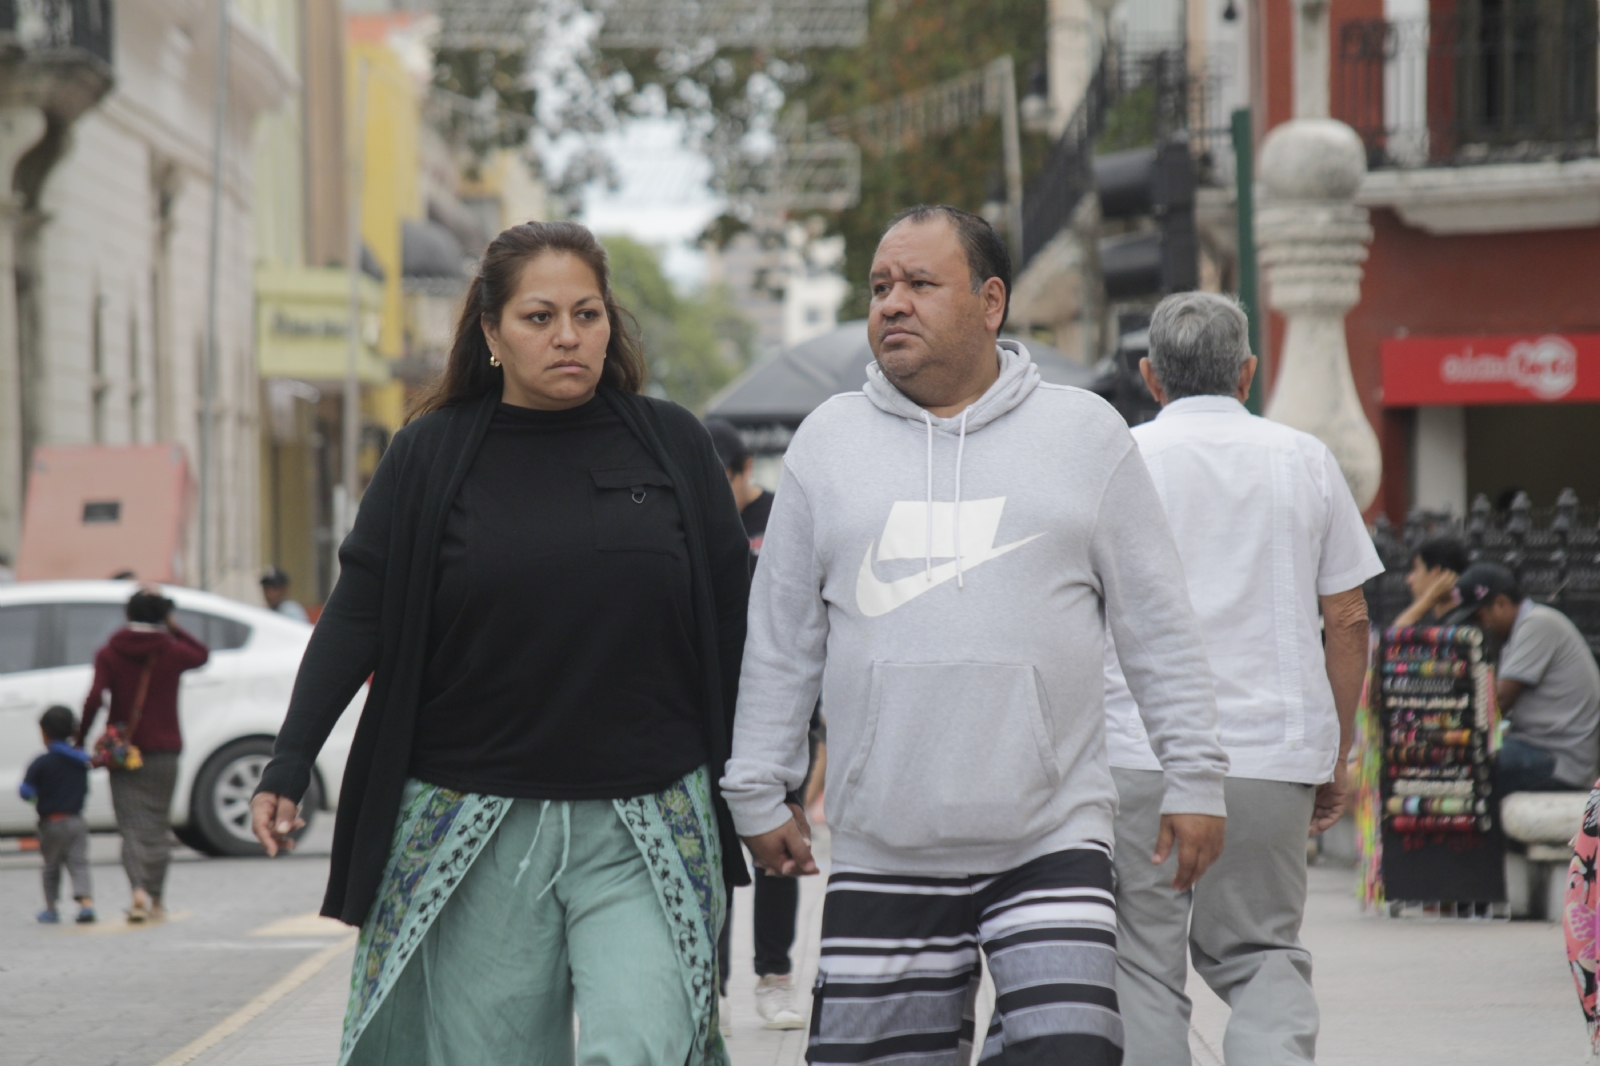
[
  {"xmin": 250, "ymin": 792, "xmax": 306, "ymax": 857},
  {"xmin": 742, "ymin": 803, "xmax": 819, "ymax": 877},
  {"xmin": 1310, "ymin": 760, "xmax": 1350, "ymax": 836},
  {"xmin": 1153, "ymin": 813, "xmax": 1225, "ymax": 891},
  {"xmin": 1422, "ymin": 569, "xmax": 1459, "ymax": 609}
]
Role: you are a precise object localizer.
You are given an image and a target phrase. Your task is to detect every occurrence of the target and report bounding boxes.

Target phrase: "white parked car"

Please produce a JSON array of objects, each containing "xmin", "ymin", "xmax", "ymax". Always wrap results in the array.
[{"xmin": 0, "ymin": 581, "xmax": 360, "ymax": 856}]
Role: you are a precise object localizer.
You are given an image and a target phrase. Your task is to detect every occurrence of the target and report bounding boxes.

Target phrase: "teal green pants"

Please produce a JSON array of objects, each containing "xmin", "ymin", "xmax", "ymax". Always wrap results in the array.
[{"xmin": 349, "ymin": 797, "xmax": 697, "ymax": 1066}]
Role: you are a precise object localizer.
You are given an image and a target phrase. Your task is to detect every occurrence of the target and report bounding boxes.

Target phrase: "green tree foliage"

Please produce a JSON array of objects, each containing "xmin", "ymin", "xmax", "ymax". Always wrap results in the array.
[
  {"xmin": 602, "ymin": 235, "xmax": 755, "ymax": 411},
  {"xmin": 601, "ymin": 1, "xmax": 1052, "ymax": 319}
]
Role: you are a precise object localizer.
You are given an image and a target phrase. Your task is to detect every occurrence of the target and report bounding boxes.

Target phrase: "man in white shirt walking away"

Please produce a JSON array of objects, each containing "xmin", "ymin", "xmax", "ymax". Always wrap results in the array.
[{"xmin": 1104, "ymin": 291, "xmax": 1382, "ymax": 1066}]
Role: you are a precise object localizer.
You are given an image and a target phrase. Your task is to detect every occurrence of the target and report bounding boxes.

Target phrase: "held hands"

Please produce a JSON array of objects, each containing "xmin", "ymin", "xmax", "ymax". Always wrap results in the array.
[
  {"xmin": 1154, "ymin": 813, "xmax": 1225, "ymax": 891},
  {"xmin": 1310, "ymin": 759, "xmax": 1350, "ymax": 836},
  {"xmin": 742, "ymin": 803, "xmax": 819, "ymax": 877},
  {"xmin": 250, "ymin": 792, "xmax": 306, "ymax": 857}
]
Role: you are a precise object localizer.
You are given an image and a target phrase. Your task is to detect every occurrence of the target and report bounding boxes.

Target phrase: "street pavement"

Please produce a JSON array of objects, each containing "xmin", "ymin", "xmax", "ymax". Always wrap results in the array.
[{"xmin": 0, "ymin": 817, "xmax": 1591, "ymax": 1065}]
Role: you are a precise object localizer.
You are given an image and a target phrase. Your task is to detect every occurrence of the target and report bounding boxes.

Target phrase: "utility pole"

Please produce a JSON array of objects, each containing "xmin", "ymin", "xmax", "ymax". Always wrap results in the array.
[
  {"xmin": 1231, "ymin": 107, "xmax": 1263, "ymax": 413},
  {"xmin": 200, "ymin": 0, "xmax": 230, "ymax": 590},
  {"xmin": 996, "ymin": 54, "xmax": 1025, "ymax": 265},
  {"xmin": 337, "ymin": 57, "xmax": 370, "ymax": 576}
]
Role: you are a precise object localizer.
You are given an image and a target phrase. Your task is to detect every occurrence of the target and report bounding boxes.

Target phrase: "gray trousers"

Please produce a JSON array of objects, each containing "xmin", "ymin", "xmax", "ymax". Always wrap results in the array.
[
  {"xmin": 1112, "ymin": 768, "xmax": 1318, "ymax": 1066},
  {"xmin": 39, "ymin": 814, "xmax": 91, "ymax": 905},
  {"xmin": 109, "ymin": 752, "xmax": 179, "ymax": 901}
]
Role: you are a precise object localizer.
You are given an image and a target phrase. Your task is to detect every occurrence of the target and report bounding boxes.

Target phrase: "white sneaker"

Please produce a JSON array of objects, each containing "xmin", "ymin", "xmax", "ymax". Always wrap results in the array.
[{"xmin": 754, "ymin": 973, "xmax": 805, "ymax": 1030}]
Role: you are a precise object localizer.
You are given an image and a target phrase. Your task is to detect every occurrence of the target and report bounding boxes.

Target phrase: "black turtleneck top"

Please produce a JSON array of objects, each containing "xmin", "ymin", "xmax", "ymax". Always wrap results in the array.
[{"xmin": 410, "ymin": 397, "xmax": 705, "ymax": 798}]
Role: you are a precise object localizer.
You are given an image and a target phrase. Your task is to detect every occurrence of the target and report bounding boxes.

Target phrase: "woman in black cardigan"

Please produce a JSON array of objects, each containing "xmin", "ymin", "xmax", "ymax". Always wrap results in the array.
[{"xmin": 251, "ymin": 221, "xmax": 758, "ymax": 1066}]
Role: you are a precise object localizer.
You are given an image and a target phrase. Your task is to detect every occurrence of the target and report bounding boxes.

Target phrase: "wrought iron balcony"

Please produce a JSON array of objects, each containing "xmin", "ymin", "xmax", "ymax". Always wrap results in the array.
[
  {"xmin": 1336, "ymin": 6, "xmax": 1598, "ymax": 168},
  {"xmin": 0, "ymin": 0, "xmax": 113, "ymax": 66}
]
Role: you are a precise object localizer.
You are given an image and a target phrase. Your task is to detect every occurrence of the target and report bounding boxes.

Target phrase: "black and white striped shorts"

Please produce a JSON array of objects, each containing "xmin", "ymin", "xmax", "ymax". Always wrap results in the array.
[{"xmin": 808, "ymin": 849, "xmax": 1122, "ymax": 1066}]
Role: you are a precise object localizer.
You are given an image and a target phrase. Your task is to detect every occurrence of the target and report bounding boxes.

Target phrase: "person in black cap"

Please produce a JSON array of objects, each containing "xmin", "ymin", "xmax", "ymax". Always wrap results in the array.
[
  {"xmin": 260, "ymin": 567, "xmax": 309, "ymax": 623},
  {"xmin": 702, "ymin": 418, "xmax": 808, "ymax": 1030},
  {"xmin": 1450, "ymin": 562, "xmax": 1600, "ymax": 792}
]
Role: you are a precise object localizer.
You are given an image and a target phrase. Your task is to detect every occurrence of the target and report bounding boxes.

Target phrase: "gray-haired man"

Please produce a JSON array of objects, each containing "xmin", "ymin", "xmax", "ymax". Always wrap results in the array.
[{"xmin": 1103, "ymin": 292, "xmax": 1381, "ymax": 1065}]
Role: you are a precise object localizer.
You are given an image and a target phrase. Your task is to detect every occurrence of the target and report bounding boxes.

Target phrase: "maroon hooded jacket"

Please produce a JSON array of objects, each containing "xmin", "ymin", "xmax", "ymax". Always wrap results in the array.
[{"xmin": 80, "ymin": 625, "xmax": 209, "ymax": 753}]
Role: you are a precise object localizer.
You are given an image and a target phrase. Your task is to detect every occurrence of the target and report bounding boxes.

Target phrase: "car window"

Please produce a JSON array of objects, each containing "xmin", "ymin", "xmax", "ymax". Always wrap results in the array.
[
  {"xmin": 60, "ymin": 603, "xmax": 128, "ymax": 668},
  {"xmin": 0, "ymin": 605, "xmax": 47, "ymax": 674},
  {"xmin": 172, "ymin": 609, "xmax": 251, "ymax": 652}
]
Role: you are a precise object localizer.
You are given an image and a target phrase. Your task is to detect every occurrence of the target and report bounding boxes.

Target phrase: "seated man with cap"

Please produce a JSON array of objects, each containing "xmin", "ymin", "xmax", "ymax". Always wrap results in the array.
[{"xmin": 1452, "ymin": 562, "xmax": 1600, "ymax": 792}]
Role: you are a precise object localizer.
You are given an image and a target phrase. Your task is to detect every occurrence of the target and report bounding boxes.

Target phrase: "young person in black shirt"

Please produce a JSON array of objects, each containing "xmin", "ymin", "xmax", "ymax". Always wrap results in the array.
[
  {"xmin": 705, "ymin": 419, "xmax": 815, "ymax": 1031},
  {"xmin": 252, "ymin": 222, "xmax": 755, "ymax": 1065}
]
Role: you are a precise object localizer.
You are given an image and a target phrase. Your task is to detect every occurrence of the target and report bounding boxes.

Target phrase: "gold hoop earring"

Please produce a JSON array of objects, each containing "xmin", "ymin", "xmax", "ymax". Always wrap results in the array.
[{"xmin": 489, "ymin": 354, "xmax": 501, "ymax": 368}]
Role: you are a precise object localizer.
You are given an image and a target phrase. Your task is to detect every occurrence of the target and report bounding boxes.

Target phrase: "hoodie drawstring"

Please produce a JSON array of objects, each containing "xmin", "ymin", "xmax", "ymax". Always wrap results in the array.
[
  {"xmin": 513, "ymin": 800, "xmax": 572, "ymax": 900},
  {"xmin": 921, "ymin": 408, "xmax": 971, "ymax": 589},
  {"xmin": 922, "ymin": 411, "xmax": 935, "ymax": 581},
  {"xmin": 954, "ymin": 408, "xmax": 969, "ymax": 589}
]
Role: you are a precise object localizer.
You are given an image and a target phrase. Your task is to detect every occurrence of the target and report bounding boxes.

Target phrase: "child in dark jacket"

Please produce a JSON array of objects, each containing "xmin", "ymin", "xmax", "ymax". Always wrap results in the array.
[{"xmin": 21, "ymin": 705, "xmax": 95, "ymax": 923}]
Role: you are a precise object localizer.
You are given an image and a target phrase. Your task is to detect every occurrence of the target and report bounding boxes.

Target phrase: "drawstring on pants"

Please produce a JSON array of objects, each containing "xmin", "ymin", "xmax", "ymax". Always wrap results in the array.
[{"xmin": 513, "ymin": 799, "xmax": 572, "ymax": 900}]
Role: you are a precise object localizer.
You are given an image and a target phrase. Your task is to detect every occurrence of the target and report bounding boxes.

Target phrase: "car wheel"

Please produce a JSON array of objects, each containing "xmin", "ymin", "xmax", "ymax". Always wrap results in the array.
[{"xmin": 190, "ymin": 739, "xmax": 319, "ymax": 857}]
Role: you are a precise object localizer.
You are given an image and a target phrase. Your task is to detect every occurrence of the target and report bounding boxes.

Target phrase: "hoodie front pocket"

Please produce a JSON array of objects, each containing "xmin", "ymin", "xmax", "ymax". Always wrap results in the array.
[{"xmin": 834, "ymin": 661, "xmax": 1061, "ymax": 852}]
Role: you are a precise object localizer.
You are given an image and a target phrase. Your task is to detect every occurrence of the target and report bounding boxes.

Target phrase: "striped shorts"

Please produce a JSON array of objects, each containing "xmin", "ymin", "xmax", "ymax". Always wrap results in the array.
[{"xmin": 809, "ymin": 849, "xmax": 1121, "ymax": 1066}]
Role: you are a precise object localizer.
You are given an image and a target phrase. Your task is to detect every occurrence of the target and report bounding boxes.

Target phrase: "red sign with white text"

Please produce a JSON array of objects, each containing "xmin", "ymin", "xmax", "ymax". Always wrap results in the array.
[{"xmin": 1382, "ymin": 332, "xmax": 1600, "ymax": 406}]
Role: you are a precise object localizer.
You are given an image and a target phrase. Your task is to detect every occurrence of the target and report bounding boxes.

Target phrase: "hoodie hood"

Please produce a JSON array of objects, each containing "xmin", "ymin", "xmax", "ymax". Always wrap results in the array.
[
  {"xmin": 861, "ymin": 340, "xmax": 1042, "ymax": 588},
  {"xmin": 862, "ymin": 339, "xmax": 1041, "ymax": 433},
  {"xmin": 108, "ymin": 627, "xmax": 171, "ymax": 662}
]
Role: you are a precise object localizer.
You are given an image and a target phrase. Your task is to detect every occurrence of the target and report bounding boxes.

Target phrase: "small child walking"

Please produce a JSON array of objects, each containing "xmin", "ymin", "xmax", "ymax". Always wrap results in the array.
[{"xmin": 21, "ymin": 705, "xmax": 95, "ymax": 924}]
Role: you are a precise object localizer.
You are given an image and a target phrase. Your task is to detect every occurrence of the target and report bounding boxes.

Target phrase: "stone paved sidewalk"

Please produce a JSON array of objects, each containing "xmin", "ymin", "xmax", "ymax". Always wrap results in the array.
[{"xmin": 166, "ymin": 839, "xmax": 1591, "ymax": 1066}]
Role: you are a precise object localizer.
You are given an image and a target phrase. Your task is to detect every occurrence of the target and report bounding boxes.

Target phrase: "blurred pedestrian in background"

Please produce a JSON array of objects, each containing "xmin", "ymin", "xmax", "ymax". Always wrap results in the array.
[
  {"xmin": 1105, "ymin": 291, "xmax": 1382, "ymax": 1066},
  {"xmin": 21, "ymin": 705, "xmax": 94, "ymax": 924},
  {"xmin": 79, "ymin": 588, "xmax": 209, "ymax": 923},
  {"xmin": 1393, "ymin": 534, "xmax": 1470, "ymax": 627},
  {"xmin": 251, "ymin": 221, "xmax": 750, "ymax": 1066},
  {"xmin": 260, "ymin": 566, "xmax": 309, "ymax": 622},
  {"xmin": 727, "ymin": 206, "xmax": 1228, "ymax": 1066},
  {"xmin": 705, "ymin": 417, "xmax": 808, "ymax": 1030},
  {"xmin": 1449, "ymin": 562, "xmax": 1600, "ymax": 793}
]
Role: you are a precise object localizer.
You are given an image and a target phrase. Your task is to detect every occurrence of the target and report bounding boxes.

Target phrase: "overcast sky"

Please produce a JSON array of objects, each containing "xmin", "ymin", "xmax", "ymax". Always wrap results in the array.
[{"xmin": 573, "ymin": 118, "xmax": 722, "ymax": 289}]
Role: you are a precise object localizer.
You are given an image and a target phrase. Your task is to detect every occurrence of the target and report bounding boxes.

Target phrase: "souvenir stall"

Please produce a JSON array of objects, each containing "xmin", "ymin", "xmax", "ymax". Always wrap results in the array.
[{"xmin": 1356, "ymin": 625, "xmax": 1505, "ymax": 914}]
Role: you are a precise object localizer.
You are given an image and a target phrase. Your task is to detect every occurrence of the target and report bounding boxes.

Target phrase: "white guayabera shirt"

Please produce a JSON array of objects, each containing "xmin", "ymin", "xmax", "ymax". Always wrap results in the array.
[{"xmin": 1103, "ymin": 395, "xmax": 1385, "ymax": 785}]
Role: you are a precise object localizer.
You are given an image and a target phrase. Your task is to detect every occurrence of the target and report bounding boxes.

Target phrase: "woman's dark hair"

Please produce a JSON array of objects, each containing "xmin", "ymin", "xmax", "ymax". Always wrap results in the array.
[
  {"xmin": 409, "ymin": 221, "xmax": 646, "ymax": 421},
  {"xmin": 1414, "ymin": 535, "xmax": 1469, "ymax": 574},
  {"xmin": 126, "ymin": 590, "xmax": 173, "ymax": 624},
  {"xmin": 39, "ymin": 705, "xmax": 75, "ymax": 742}
]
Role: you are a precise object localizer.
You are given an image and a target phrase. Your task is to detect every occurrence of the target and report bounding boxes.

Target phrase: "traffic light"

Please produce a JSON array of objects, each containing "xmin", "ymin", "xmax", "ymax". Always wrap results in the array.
[{"xmin": 1093, "ymin": 134, "xmax": 1198, "ymax": 301}]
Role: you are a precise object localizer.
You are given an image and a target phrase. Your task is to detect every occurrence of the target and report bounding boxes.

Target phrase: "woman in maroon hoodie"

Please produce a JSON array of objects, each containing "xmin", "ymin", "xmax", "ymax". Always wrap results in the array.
[{"xmin": 78, "ymin": 589, "xmax": 208, "ymax": 921}]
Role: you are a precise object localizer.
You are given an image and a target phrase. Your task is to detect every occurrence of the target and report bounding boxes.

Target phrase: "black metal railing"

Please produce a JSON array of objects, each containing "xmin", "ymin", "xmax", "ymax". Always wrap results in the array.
[
  {"xmin": 1336, "ymin": 10, "xmax": 1597, "ymax": 168},
  {"xmin": 0, "ymin": 0, "xmax": 113, "ymax": 66},
  {"xmin": 1367, "ymin": 489, "xmax": 1600, "ymax": 659},
  {"xmin": 1019, "ymin": 46, "xmax": 1220, "ymax": 272}
]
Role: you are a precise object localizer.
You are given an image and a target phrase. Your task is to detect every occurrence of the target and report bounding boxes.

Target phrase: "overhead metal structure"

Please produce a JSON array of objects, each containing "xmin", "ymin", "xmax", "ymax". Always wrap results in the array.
[
  {"xmin": 595, "ymin": 0, "xmax": 868, "ymax": 48},
  {"xmin": 435, "ymin": 0, "xmax": 539, "ymax": 50}
]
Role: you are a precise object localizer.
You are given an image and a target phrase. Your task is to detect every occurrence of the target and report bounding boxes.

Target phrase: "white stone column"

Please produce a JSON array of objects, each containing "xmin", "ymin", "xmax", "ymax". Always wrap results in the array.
[
  {"xmin": 1259, "ymin": 0, "xmax": 1383, "ymax": 510},
  {"xmin": 0, "ymin": 106, "xmax": 47, "ymax": 555}
]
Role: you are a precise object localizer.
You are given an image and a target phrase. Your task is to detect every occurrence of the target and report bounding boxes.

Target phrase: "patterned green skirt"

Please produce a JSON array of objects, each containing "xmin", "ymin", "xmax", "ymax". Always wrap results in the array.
[{"xmin": 338, "ymin": 766, "xmax": 729, "ymax": 1066}]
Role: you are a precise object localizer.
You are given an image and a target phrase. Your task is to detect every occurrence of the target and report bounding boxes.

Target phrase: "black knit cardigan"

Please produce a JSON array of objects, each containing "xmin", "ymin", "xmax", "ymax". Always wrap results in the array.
[{"xmin": 256, "ymin": 388, "xmax": 753, "ymax": 925}]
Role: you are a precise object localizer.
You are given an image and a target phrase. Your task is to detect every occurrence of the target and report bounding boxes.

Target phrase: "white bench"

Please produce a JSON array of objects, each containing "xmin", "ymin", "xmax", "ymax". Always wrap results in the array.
[{"xmin": 1502, "ymin": 791, "xmax": 1590, "ymax": 919}]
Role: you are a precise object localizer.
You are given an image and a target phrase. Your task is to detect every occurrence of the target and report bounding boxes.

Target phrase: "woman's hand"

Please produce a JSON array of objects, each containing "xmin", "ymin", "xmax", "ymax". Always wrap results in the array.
[{"xmin": 250, "ymin": 792, "xmax": 306, "ymax": 857}]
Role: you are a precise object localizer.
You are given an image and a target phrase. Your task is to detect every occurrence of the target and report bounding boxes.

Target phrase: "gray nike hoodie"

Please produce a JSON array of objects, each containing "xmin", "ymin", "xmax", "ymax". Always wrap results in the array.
[{"xmin": 722, "ymin": 342, "xmax": 1228, "ymax": 875}]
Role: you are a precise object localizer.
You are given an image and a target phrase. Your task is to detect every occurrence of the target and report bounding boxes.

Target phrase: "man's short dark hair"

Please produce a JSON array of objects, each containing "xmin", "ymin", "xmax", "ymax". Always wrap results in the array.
[
  {"xmin": 126, "ymin": 590, "xmax": 173, "ymax": 625},
  {"xmin": 884, "ymin": 204, "xmax": 1011, "ymax": 328},
  {"xmin": 1413, "ymin": 535, "xmax": 1469, "ymax": 575},
  {"xmin": 40, "ymin": 705, "xmax": 75, "ymax": 742}
]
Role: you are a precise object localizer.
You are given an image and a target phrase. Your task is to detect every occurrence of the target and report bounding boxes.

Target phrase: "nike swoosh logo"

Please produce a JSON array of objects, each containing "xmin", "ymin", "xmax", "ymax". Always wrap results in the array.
[{"xmin": 855, "ymin": 534, "xmax": 1044, "ymax": 618}]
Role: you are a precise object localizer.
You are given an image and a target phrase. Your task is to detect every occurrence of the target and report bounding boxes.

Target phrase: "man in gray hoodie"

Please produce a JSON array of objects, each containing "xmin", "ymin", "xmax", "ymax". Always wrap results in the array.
[{"xmin": 722, "ymin": 204, "xmax": 1230, "ymax": 1066}]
